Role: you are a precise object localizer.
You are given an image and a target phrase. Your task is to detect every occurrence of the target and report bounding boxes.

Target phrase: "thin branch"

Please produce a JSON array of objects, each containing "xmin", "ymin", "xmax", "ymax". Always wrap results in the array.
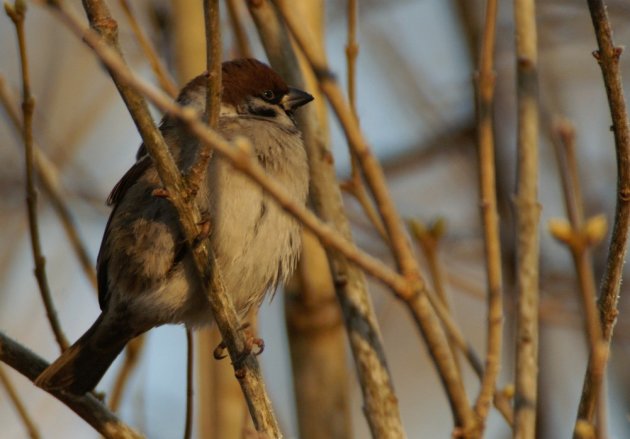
[
  {"xmin": 0, "ymin": 76, "xmax": 98, "ymax": 290},
  {"xmin": 512, "ymin": 0, "xmax": 541, "ymax": 436},
  {"xmin": 226, "ymin": 0, "xmax": 252, "ymax": 58},
  {"xmin": 118, "ymin": 0, "xmax": 178, "ymax": 98},
  {"xmin": 409, "ymin": 219, "xmax": 462, "ymax": 374},
  {"xmin": 548, "ymin": 120, "xmax": 607, "ymax": 437},
  {"xmin": 576, "ymin": 0, "xmax": 630, "ymax": 430},
  {"xmin": 472, "ymin": 0, "xmax": 504, "ymax": 429},
  {"xmin": 184, "ymin": 329, "xmax": 193, "ymax": 439},
  {"xmin": 108, "ymin": 336, "xmax": 145, "ymax": 411},
  {"xmin": 0, "ymin": 332, "xmax": 143, "ymax": 439},
  {"xmin": 273, "ymin": 1, "xmax": 477, "ymax": 434},
  {"xmin": 46, "ymin": 1, "xmax": 281, "ymax": 435},
  {"xmin": 184, "ymin": 0, "xmax": 222, "ymax": 197},
  {"xmin": 0, "ymin": 365, "xmax": 41, "ymax": 439},
  {"xmin": 6, "ymin": 0, "xmax": 69, "ymax": 353}
]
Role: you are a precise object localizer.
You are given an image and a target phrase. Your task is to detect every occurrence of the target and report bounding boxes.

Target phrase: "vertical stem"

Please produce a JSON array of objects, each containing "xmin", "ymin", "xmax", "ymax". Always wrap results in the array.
[
  {"xmin": 7, "ymin": 0, "xmax": 69, "ymax": 353},
  {"xmin": 512, "ymin": 0, "xmax": 541, "ymax": 437},
  {"xmin": 226, "ymin": 0, "xmax": 252, "ymax": 58},
  {"xmin": 183, "ymin": 329, "xmax": 194, "ymax": 439},
  {"xmin": 473, "ymin": 0, "xmax": 504, "ymax": 428},
  {"xmin": 576, "ymin": 0, "xmax": 630, "ymax": 431}
]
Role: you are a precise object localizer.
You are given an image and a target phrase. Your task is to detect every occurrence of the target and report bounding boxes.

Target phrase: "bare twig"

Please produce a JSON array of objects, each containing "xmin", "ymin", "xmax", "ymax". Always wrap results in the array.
[
  {"xmin": 548, "ymin": 120, "xmax": 608, "ymax": 437},
  {"xmin": 118, "ymin": 0, "xmax": 178, "ymax": 98},
  {"xmin": 0, "ymin": 76, "xmax": 97, "ymax": 290},
  {"xmin": 226, "ymin": 0, "xmax": 252, "ymax": 58},
  {"xmin": 108, "ymin": 336, "xmax": 144, "ymax": 411},
  {"xmin": 0, "ymin": 332, "xmax": 143, "ymax": 439},
  {"xmin": 472, "ymin": 0, "xmax": 504, "ymax": 429},
  {"xmin": 339, "ymin": 0, "xmax": 387, "ymax": 241},
  {"xmin": 576, "ymin": 0, "xmax": 630, "ymax": 431},
  {"xmin": 6, "ymin": 0, "xmax": 69, "ymax": 353},
  {"xmin": 45, "ymin": 1, "xmax": 281, "ymax": 435},
  {"xmin": 247, "ymin": 1, "xmax": 405, "ymax": 436},
  {"xmin": 0, "ymin": 365, "xmax": 41, "ymax": 439},
  {"xmin": 408, "ymin": 219, "xmax": 462, "ymax": 372},
  {"xmin": 184, "ymin": 329, "xmax": 193, "ymax": 439},
  {"xmin": 512, "ymin": 0, "xmax": 541, "ymax": 436},
  {"xmin": 273, "ymin": 1, "xmax": 477, "ymax": 434},
  {"xmin": 184, "ymin": 0, "xmax": 222, "ymax": 198}
]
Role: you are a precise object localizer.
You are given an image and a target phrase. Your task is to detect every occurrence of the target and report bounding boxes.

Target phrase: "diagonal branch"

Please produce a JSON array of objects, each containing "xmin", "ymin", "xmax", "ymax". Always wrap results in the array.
[{"xmin": 0, "ymin": 332, "xmax": 143, "ymax": 439}]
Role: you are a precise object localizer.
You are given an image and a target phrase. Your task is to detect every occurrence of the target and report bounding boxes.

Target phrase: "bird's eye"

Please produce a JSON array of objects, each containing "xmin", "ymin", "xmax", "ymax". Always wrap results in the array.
[{"xmin": 262, "ymin": 90, "xmax": 275, "ymax": 101}]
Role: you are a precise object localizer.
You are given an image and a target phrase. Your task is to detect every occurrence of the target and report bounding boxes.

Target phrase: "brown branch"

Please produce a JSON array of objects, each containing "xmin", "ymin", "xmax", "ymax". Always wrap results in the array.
[
  {"xmin": 548, "ymin": 121, "xmax": 608, "ymax": 437},
  {"xmin": 272, "ymin": 1, "xmax": 477, "ymax": 435},
  {"xmin": 118, "ymin": 0, "xmax": 178, "ymax": 98},
  {"xmin": 45, "ymin": 1, "xmax": 281, "ymax": 435},
  {"xmin": 6, "ymin": 0, "xmax": 69, "ymax": 353},
  {"xmin": 340, "ymin": 0, "xmax": 388, "ymax": 242},
  {"xmin": 0, "ymin": 76, "xmax": 98, "ymax": 290},
  {"xmin": 184, "ymin": 0, "xmax": 222, "ymax": 198},
  {"xmin": 512, "ymin": 0, "xmax": 541, "ymax": 436},
  {"xmin": 226, "ymin": 0, "xmax": 252, "ymax": 58},
  {"xmin": 576, "ymin": 0, "xmax": 630, "ymax": 431},
  {"xmin": 247, "ymin": 1, "xmax": 405, "ymax": 436},
  {"xmin": 472, "ymin": 0, "xmax": 504, "ymax": 429},
  {"xmin": 408, "ymin": 219, "xmax": 462, "ymax": 375},
  {"xmin": 0, "ymin": 332, "xmax": 143, "ymax": 439},
  {"xmin": 184, "ymin": 329, "xmax": 193, "ymax": 439},
  {"xmin": 285, "ymin": 232, "xmax": 351, "ymax": 439},
  {"xmin": 0, "ymin": 365, "xmax": 41, "ymax": 439}
]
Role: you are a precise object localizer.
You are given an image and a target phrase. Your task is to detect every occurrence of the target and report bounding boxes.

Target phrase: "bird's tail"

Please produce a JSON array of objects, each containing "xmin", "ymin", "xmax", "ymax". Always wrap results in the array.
[{"xmin": 35, "ymin": 313, "xmax": 133, "ymax": 394}]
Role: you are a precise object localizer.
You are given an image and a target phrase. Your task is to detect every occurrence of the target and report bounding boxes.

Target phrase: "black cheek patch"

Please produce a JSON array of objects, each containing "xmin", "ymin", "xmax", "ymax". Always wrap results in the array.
[{"xmin": 248, "ymin": 104, "xmax": 278, "ymax": 119}]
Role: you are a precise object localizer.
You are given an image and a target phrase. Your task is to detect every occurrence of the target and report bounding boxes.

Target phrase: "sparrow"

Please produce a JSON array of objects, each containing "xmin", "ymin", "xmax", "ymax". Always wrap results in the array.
[{"xmin": 35, "ymin": 58, "xmax": 313, "ymax": 394}]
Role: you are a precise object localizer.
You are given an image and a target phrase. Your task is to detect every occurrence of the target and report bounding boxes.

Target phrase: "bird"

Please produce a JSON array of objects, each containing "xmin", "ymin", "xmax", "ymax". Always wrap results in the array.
[{"xmin": 35, "ymin": 58, "xmax": 313, "ymax": 394}]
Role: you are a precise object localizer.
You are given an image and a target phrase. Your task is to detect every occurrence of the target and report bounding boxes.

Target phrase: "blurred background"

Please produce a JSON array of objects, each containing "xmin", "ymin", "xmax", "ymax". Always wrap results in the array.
[{"xmin": 2, "ymin": 0, "xmax": 630, "ymax": 437}]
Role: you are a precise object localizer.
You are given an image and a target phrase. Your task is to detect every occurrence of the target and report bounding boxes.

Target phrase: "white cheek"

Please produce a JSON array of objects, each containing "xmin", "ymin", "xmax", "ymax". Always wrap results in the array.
[{"xmin": 220, "ymin": 104, "xmax": 239, "ymax": 117}]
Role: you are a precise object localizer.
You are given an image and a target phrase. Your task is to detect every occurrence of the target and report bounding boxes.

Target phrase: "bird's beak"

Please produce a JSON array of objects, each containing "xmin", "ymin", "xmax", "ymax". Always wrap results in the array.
[{"xmin": 282, "ymin": 87, "xmax": 314, "ymax": 112}]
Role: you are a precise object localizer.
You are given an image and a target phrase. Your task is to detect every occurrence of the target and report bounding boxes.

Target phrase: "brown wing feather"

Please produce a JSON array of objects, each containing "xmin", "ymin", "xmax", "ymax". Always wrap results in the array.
[{"xmin": 98, "ymin": 155, "xmax": 152, "ymax": 309}]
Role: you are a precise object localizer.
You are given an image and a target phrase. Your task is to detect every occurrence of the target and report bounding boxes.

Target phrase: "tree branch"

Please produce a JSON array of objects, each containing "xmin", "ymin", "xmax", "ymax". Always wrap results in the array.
[
  {"xmin": 6, "ymin": 0, "xmax": 69, "ymax": 353},
  {"xmin": 576, "ymin": 0, "xmax": 630, "ymax": 431},
  {"xmin": 512, "ymin": 0, "xmax": 541, "ymax": 436},
  {"xmin": 0, "ymin": 332, "xmax": 143, "ymax": 439}
]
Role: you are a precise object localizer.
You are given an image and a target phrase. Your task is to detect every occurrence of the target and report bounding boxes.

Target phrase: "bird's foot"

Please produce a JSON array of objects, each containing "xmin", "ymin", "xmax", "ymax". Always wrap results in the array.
[
  {"xmin": 212, "ymin": 323, "xmax": 265, "ymax": 362},
  {"xmin": 193, "ymin": 212, "xmax": 212, "ymax": 247}
]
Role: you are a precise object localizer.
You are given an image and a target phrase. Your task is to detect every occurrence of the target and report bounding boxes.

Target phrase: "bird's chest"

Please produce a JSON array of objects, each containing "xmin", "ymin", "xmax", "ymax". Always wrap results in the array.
[{"xmin": 200, "ymin": 131, "xmax": 308, "ymax": 310}]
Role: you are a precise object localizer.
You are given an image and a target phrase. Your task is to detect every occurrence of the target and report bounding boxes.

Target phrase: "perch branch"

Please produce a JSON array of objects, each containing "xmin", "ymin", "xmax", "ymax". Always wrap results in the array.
[{"xmin": 0, "ymin": 332, "xmax": 143, "ymax": 439}]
